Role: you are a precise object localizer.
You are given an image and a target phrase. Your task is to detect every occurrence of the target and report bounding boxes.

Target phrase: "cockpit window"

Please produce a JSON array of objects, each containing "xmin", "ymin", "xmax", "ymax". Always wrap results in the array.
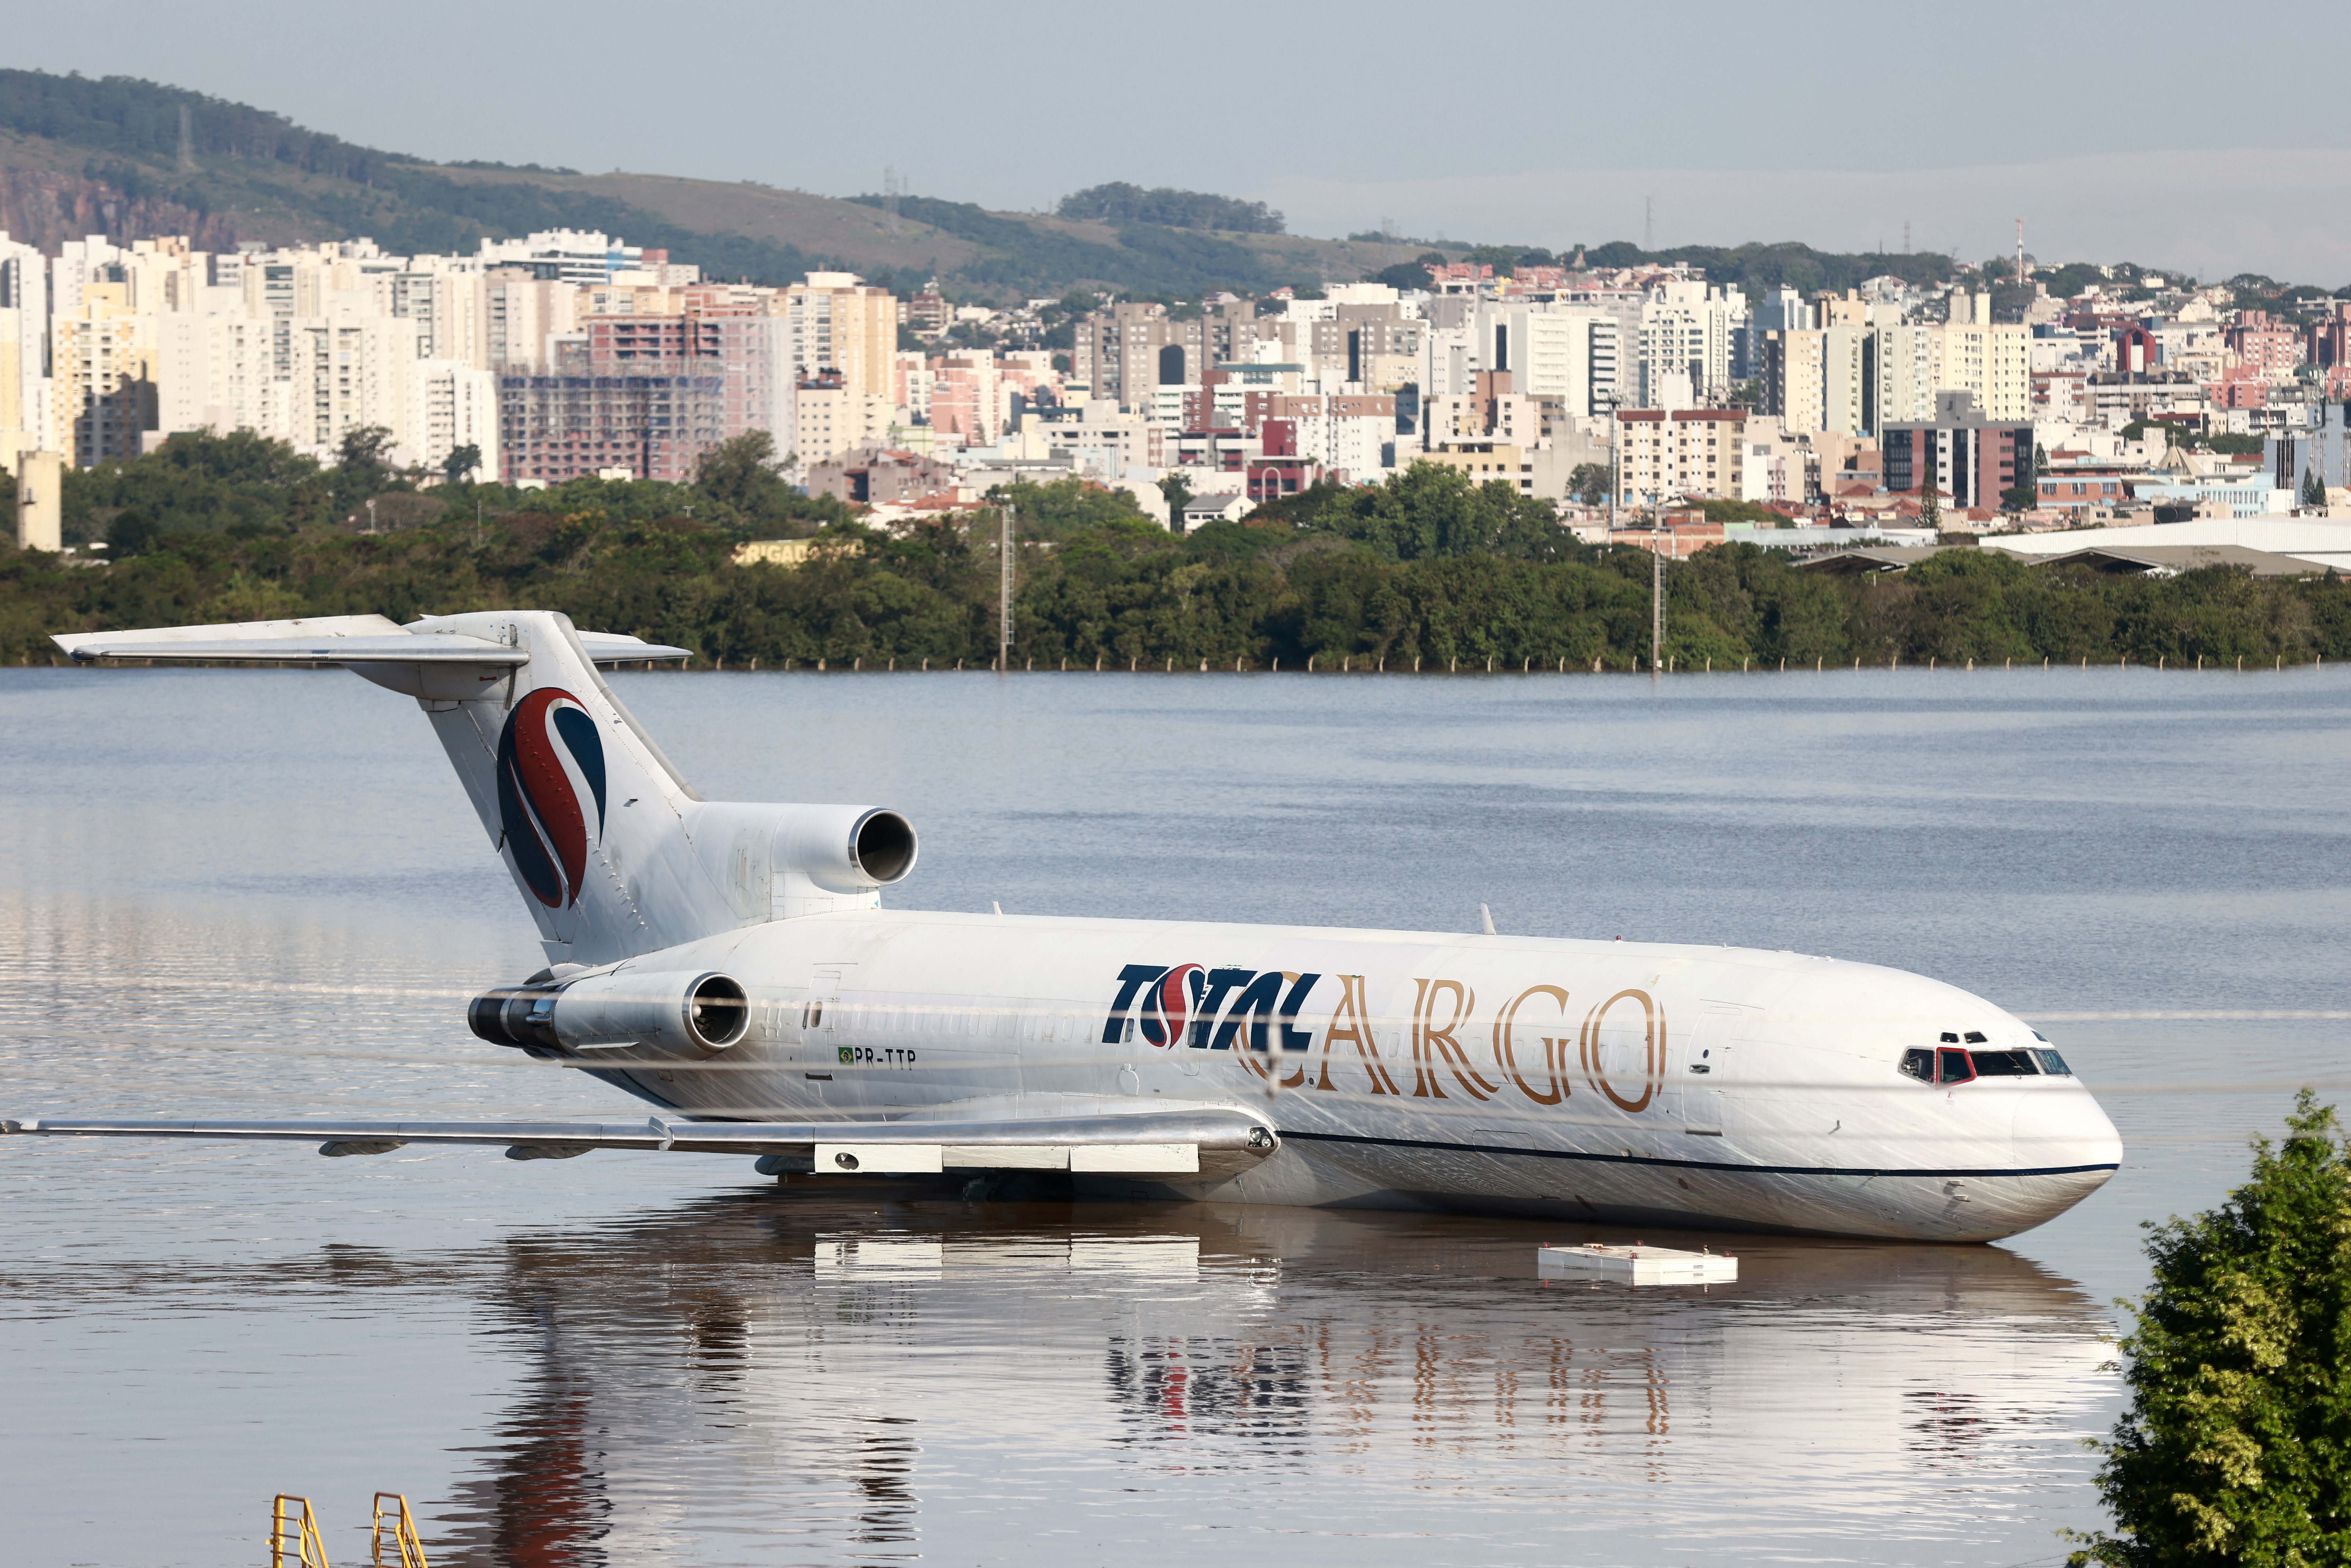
[
  {"xmin": 1936, "ymin": 1047, "xmax": 1976, "ymax": 1085},
  {"xmin": 1939, "ymin": 1031, "xmax": 1959, "ymax": 1044},
  {"xmin": 1900, "ymin": 1048, "xmax": 1935, "ymax": 1083},
  {"xmin": 1969, "ymin": 1049, "xmax": 2039, "ymax": 1077},
  {"xmin": 1963, "ymin": 1031, "xmax": 1988, "ymax": 1044},
  {"xmin": 2031, "ymin": 1048, "xmax": 2072, "ymax": 1076}
]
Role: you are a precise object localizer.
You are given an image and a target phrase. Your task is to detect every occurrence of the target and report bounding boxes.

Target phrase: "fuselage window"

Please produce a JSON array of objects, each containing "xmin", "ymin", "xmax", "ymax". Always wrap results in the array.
[
  {"xmin": 1969, "ymin": 1049, "xmax": 2039, "ymax": 1077},
  {"xmin": 1936, "ymin": 1047, "xmax": 1976, "ymax": 1085},
  {"xmin": 2030, "ymin": 1048, "xmax": 2072, "ymax": 1076},
  {"xmin": 1900, "ymin": 1048, "xmax": 1936, "ymax": 1083}
]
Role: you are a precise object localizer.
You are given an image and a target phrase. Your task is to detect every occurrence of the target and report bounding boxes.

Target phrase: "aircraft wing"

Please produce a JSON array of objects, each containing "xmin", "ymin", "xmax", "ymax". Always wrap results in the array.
[{"xmin": 0, "ymin": 1110, "xmax": 1277, "ymax": 1180}]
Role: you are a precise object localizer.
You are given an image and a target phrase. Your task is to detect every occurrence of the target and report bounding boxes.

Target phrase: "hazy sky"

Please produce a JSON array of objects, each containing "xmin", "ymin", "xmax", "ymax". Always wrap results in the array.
[{"xmin": 14, "ymin": 0, "xmax": 2351, "ymax": 279}]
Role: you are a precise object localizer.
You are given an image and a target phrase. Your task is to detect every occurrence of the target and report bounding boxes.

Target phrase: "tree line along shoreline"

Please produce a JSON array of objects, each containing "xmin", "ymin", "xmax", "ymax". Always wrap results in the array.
[
  {"xmin": 3, "ymin": 432, "xmax": 2347, "ymax": 672},
  {"xmin": 7, "ymin": 519, "xmax": 2345, "ymax": 673}
]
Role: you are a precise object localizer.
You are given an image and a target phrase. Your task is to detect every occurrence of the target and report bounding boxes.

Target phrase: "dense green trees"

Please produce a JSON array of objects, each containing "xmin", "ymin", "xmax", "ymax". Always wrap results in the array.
[
  {"xmin": 1055, "ymin": 183, "xmax": 1285, "ymax": 235},
  {"xmin": 2068, "ymin": 1094, "xmax": 2351, "ymax": 1566},
  {"xmin": 3, "ymin": 446, "xmax": 2346, "ymax": 670},
  {"xmin": 49, "ymin": 428, "xmax": 850, "ymax": 548}
]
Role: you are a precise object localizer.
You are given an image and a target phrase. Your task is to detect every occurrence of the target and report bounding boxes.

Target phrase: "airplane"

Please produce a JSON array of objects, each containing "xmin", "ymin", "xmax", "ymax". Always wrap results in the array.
[{"xmin": 1, "ymin": 609, "xmax": 2123, "ymax": 1242}]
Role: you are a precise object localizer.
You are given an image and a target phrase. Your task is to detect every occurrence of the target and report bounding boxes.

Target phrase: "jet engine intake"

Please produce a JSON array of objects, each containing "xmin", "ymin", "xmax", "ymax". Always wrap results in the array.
[
  {"xmin": 780, "ymin": 804, "xmax": 920, "ymax": 892},
  {"xmin": 468, "ymin": 969, "xmax": 751, "ymax": 1055}
]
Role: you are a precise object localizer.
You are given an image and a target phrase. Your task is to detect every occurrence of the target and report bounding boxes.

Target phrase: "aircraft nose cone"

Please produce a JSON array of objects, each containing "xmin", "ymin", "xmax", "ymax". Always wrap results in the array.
[
  {"xmin": 1975, "ymin": 1086, "xmax": 2123, "ymax": 1238},
  {"xmin": 2013, "ymin": 1085, "xmax": 2123, "ymax": 1172}
]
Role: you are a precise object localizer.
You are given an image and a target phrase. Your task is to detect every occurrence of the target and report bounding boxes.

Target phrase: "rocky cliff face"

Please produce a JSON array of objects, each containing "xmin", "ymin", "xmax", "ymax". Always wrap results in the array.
[{"xmin": 0, "ymin": 165, "xmax": 240, "ymax": 253}]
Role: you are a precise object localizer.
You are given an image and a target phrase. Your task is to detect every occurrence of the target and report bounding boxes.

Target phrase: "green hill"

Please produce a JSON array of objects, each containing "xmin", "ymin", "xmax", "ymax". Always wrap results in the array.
[
  {"xmin": 0, "ymin": 69, "xmax": 1371, "ymax": 299},
  {"xmin": 0, "ymin": 68, "xmax": 2020, "ymax": 305}
]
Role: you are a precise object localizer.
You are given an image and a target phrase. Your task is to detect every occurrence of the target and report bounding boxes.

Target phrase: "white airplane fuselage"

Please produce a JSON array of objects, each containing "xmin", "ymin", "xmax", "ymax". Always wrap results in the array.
[{"xmin": 564, "ymin": 908, "xmax": 2120, "ymax": 1242}]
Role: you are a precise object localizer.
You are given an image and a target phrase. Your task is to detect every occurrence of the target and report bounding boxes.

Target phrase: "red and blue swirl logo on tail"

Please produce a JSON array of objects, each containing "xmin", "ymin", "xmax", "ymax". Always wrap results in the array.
[{"xmin": 496, "ymin": 688, "xmax": 607, "ymax": 908}]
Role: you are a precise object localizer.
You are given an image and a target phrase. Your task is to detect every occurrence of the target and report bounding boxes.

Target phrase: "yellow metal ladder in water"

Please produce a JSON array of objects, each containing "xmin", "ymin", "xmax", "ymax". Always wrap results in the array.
[
  {"xmin": 267, "ymin": 1493, "xmax": 430, "ymax": 1568},
  {"xmin": 270, "ymin": 1496, "xmax": 331, "ymax": 1568},
  {"xmin": 371, "ymin": 1492, "xmax": 431, "ymax": 1568}
]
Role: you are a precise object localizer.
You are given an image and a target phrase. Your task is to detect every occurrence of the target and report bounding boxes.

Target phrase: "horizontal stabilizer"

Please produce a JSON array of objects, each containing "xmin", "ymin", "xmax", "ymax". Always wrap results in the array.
[
  {"xmin": 1, "ymin": 1110, "xmax": 1276, "ymax": 1180},
  {"xmin": 60, "ymin": 634, "xmax": 530, "ymax": 665},
  {"xmin": 53, "ymin": 615, "xmax": 690, "ymax": 667},
  {"xmin": 574, "ymin": 631, "xmax": 695, "ymax": 665}
]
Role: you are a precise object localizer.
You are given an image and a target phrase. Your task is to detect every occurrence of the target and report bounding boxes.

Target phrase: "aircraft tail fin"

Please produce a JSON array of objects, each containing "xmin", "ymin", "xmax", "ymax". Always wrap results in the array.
[{"xmin": 53, "ymin": 610, "xmax": 926, "ymax": 967}]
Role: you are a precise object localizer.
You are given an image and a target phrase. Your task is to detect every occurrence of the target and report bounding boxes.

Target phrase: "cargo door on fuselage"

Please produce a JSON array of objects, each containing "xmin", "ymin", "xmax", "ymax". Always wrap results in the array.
[{"xmin": 800, "ymin": 964, "xmax": 853, "ymax": 1091}]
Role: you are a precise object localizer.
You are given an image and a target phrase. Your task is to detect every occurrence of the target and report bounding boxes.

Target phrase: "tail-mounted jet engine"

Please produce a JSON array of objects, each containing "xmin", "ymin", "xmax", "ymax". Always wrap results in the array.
[
  {"xmin": 470, "ymin": 969, "xmax": 751, "ymax": 1056},
  {"xmin": 688, "ymin": 802, "xmax": 920, "ymax": 922}
]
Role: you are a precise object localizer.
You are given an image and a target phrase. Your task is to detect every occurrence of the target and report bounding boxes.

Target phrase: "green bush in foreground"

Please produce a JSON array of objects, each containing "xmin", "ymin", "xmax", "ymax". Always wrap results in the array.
[{"xmin": 2070, "ymin": 1092, "xmax": 2351, "ymax": 1565}]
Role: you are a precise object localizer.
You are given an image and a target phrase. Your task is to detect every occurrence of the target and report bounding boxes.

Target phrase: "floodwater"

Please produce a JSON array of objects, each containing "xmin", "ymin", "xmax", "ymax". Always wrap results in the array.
[{"xmin": 3, "ymin": 662, "xmax": 2345, "ymax": 1567}]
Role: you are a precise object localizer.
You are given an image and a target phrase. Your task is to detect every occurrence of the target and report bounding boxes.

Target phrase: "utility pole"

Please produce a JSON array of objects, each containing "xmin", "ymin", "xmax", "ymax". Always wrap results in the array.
[
  {"xmin": 1605, "ymin": 391, "xmax": 1619, "ymax": 534},
  {"xmin": 1649, "ymin": 493, "xmax": 1663, "ymax": 680},
  {"xmin": 998, "ymin": 505, "xmax": 1013, "ymax": 673}
]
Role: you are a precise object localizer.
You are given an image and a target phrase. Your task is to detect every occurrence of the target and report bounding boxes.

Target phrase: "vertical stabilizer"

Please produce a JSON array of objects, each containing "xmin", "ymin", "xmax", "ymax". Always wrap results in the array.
[{"xmin": 409, "ymin": 611, "xmax": 737, "ymax": 966}]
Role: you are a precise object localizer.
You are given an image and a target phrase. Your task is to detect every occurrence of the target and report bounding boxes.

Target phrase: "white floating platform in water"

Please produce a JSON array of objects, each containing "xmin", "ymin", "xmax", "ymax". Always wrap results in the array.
[{"xmin": 1539, "ymin": 1242, "xmax": 1738, "ymax": 1286}]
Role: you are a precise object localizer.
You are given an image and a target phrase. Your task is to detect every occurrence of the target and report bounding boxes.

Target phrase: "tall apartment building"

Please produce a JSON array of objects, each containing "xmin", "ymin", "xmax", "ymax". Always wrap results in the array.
[
  {"xmin": 1638, "ymin": 281, "xmax": 1743, "ymax": 405},
  {"xmin": 494, "ymin": 308, "xmax": 787, "ymax": 483},
  {"xmin": 52, "ymin": 288, "xmax": 155, "ymax": 466},
  {"xmin": 377, "ymin": 264, "xmax": 486, "ymax": 363},
  {"xmin": 483, "ymin": 271, "xmax": 580, "ymax": 372},
  {"xmin": 1762, "ymin": 326, "xmax": 1867, "ymax": 436},
  {"xmin": 1614, "ymin": 408, "xmax": 1749, "ymax": 501},
  {"xmin": 1870, "ymin": 323, "xmax": 1939, "ymax": 430},
  {"xmin": 585, "ymin": 312, "xmax": 791, "ymax": 443},
  {"xmin": 784, "ymin": 274, "xmax": 896, "ymax": 402},
  {"xmin": 1074, "ymin": 303, "xmax": 1201, "ymax": 408},
  {"xmin": 500, "ymin": 373, "xmax": 724, "ymax": 484},
  {"xmin": 927, "ymin": 351, "xmax": 1002, "ymax": 447},
  {"xmin": 0, "ymin": 235, "xmax": 50, "ymax": 448},
  {"xmin": 404, "ymin": 361, "xmax": 501, "ymax": 477}
]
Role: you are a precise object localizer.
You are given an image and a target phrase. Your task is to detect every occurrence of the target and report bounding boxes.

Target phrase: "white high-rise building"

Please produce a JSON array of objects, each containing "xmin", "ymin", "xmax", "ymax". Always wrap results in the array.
[
  {"xmin": 401, "ymin": 359, "xmax": 500, "ymax": 477},
  {"xmin": 0, "ymin": 233, "xmax": 50, "ymax": 452},
  {"xmin": 1638, "ymin": 281, "xmax": 1744, "ymax": 405}
]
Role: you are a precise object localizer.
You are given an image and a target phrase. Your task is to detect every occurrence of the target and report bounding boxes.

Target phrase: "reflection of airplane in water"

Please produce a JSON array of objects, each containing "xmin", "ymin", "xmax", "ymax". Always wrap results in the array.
[
  {"xmin": 8, "ymin": 611, "xmax": 2123, "ymax": 1240},
  {"xmin": 412, "ymin": 1192, "xmax": 2113, "ymax": 1566}
]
